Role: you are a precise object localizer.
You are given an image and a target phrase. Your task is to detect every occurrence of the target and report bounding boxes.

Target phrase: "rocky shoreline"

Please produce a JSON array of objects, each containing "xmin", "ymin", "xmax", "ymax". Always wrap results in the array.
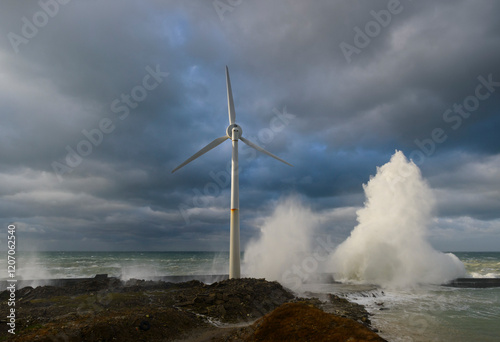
[{"xmin": 0, "ymin": 276, "xmax": 386, "ymax": 341}]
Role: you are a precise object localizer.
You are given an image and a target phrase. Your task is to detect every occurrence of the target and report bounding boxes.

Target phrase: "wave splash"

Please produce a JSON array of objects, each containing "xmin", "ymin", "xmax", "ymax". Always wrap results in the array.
[
  {"xmin": 329, "ymin": 151, "xmax": 466, "ymax": 288},
  {"xmin": 242, "ymin": 196, "xmax": 319, "ymax": 286}
]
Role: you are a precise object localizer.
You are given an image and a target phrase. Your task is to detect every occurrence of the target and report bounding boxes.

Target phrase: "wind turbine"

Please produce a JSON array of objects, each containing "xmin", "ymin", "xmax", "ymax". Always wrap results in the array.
[{"xmin": 172, "ymin": 66, "xmax": 293, "ymax": 279}]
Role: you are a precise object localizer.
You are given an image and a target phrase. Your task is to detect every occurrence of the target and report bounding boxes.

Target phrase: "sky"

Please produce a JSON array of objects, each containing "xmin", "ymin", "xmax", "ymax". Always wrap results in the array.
[{"xmin": 0, "ymin": 0, "xmax": 499, "ymax": 252}]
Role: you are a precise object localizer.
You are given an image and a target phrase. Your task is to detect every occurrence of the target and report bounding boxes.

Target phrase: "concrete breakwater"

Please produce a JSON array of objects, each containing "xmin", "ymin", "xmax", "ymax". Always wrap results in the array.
[{"xmin": 2, "ymin": 273, "xmax": 500, "ymax": 291}]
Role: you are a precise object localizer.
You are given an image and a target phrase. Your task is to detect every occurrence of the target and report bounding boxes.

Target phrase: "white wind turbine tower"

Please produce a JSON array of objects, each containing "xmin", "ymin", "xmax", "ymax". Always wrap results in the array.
[{"xmin": 172, "ymin": 66, "xmax": 293, "ymax": 279}]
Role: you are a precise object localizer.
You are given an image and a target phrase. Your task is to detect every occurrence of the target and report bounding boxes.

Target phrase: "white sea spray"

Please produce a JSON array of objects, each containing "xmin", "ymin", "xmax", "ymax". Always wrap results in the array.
[{"xmin": 329, "ymin": 151, "xmax": 466, "ymax": 288}]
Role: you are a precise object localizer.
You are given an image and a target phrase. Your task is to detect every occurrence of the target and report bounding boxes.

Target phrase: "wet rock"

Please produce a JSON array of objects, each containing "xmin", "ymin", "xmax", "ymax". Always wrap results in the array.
[
  {"xmin": 0, "ymin": 277, "xmax": 384, "ymax": 342},
  {"xmin": 173, "ymin": 278, "xmax": 295, "ymax": 323},
  {"xmin": 321, "ymin": 293, "xmax": 373, "ymax": 327}
]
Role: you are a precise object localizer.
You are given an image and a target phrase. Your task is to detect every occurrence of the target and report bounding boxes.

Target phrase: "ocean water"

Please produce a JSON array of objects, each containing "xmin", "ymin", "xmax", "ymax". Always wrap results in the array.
[
  {"xmin": 5, "ymin": 251, "xmax": 229, "ymax": 280},
  {"xmin": 1, "ymin": 250, "xmax": 499, "ymax": 341},
  {"xmin": 343, "ymin": 252, "xmax": 500, "ymax": 342}
]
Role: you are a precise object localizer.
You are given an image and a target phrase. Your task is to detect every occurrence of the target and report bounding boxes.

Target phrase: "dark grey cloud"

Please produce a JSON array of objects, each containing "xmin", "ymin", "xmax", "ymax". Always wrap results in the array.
[{"xmin": 0, "ymin": 0, "xmax": 499, "ymax": 252}]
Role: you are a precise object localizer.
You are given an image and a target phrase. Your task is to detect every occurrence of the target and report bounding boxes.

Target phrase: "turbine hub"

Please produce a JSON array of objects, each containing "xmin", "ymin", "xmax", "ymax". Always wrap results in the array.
[{"xmin": 226, "ymin": 123, "xmax": 242, "ymax": 139}]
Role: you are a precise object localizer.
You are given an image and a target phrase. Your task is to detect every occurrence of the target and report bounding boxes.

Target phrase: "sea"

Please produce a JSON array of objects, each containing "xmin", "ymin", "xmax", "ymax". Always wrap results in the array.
[{"xmin": 2, "ymin": 251, "xmax": 499, "ymax": 342}]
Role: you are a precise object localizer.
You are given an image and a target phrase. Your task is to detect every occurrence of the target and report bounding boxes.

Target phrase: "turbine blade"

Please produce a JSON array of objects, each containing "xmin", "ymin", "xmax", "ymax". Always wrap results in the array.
[
  {"xmin": 172, "ymin": 136, "xmax": 229, "ymax": 173},
  {"xmin": 226, "ymin": 66, "xmax": 236, "ymax": 125},
  {"xmin": 240, "ymin": 137, "xmax": 293, "ymax": 167}
]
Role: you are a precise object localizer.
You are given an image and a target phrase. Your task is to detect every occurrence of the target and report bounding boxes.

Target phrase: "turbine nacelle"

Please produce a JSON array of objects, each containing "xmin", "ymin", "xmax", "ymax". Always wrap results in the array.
[{"xmin": 227, "ymin": 124, "xmax": 242, "ymax": 139}]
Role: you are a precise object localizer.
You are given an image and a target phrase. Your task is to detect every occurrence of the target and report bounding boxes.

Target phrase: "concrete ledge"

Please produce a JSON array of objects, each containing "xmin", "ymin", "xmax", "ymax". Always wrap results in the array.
[
  {"xmin": 2, "ymin": 274, "xmax": 500, "ymax": 291},
  {"xmin": 442, "ymin": 278, "xmax": 500, "ymax": 288}
]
